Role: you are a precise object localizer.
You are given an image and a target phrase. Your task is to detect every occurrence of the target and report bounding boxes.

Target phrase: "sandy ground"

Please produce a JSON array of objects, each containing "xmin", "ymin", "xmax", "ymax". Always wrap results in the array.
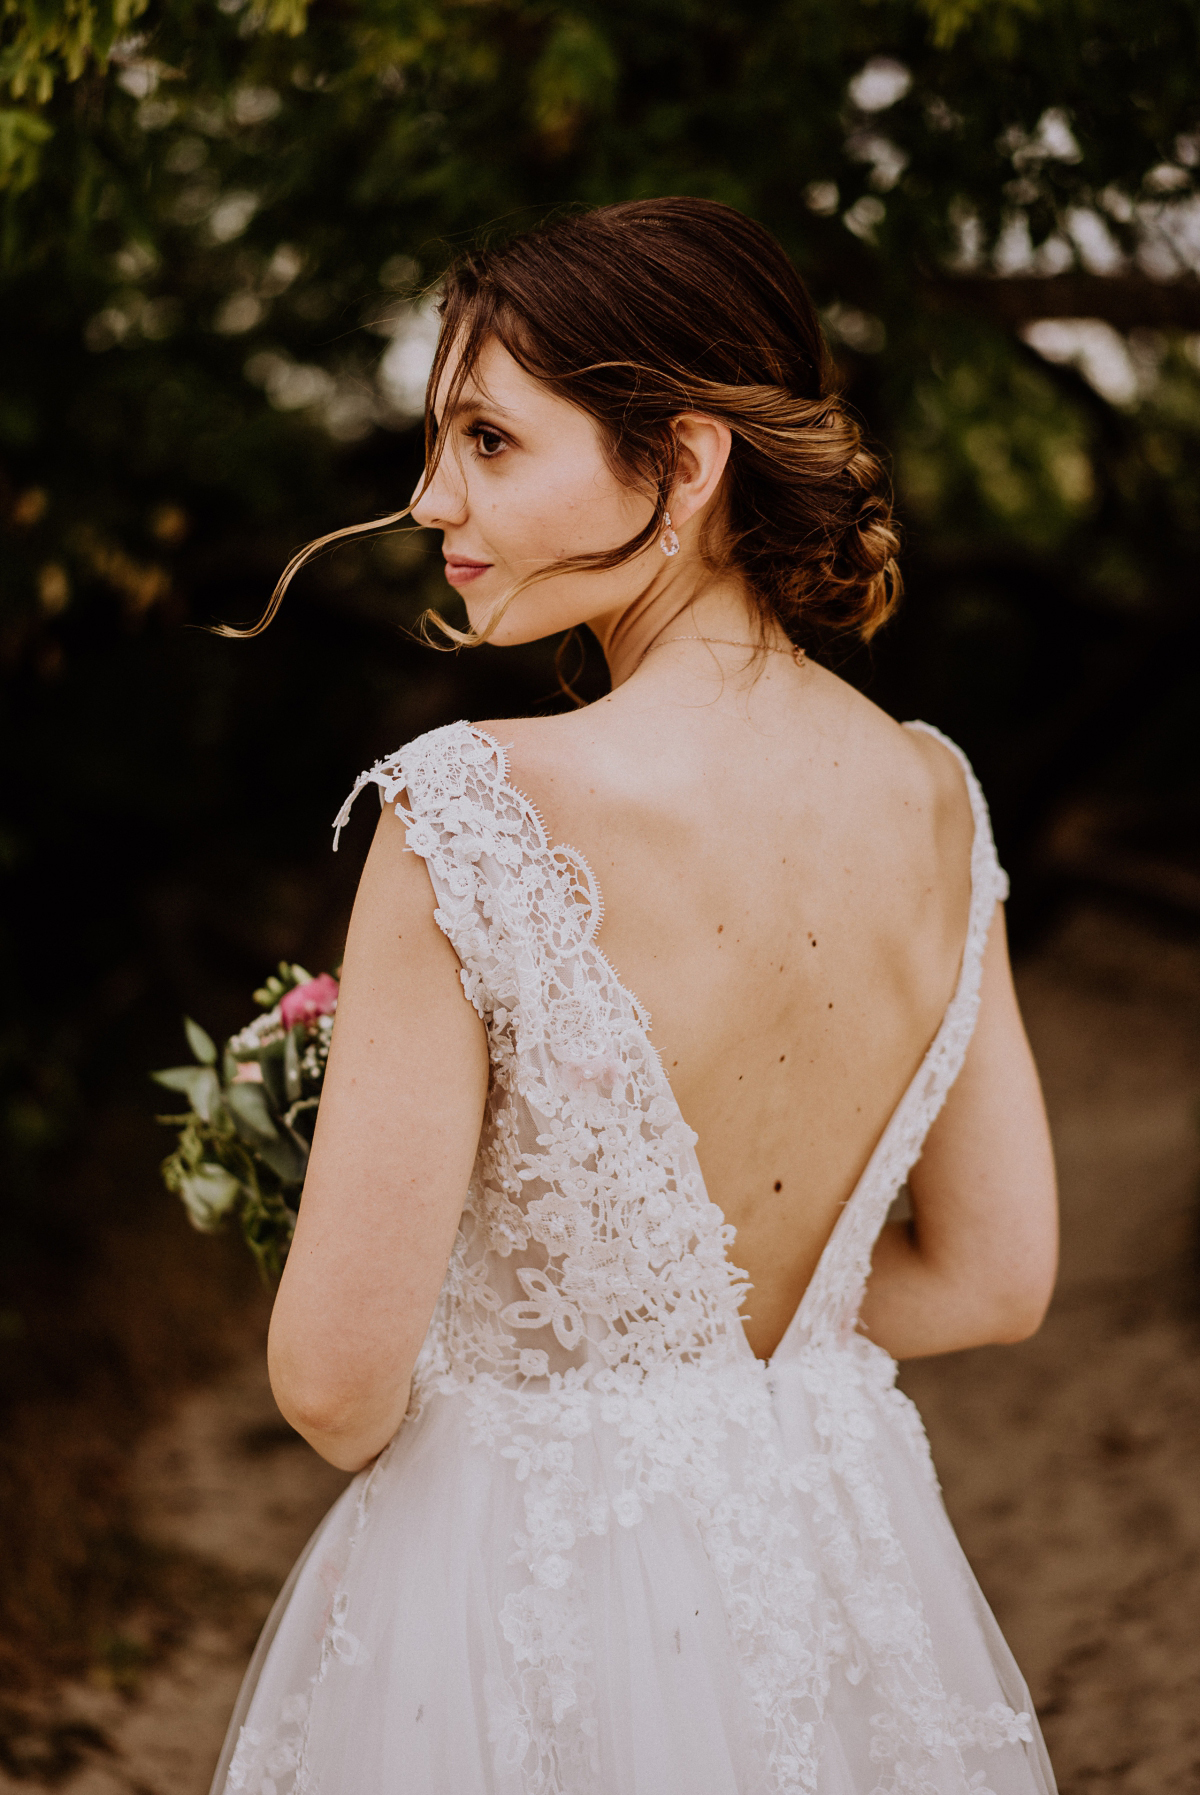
[{"xmin": 3, "ymin": 900, "xmax": 1198, "ymax": 1794}]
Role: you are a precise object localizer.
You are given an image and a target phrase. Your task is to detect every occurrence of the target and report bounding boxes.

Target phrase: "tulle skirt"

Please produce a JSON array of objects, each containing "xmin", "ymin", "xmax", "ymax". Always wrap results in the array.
[{"xmin": 212, "ymin": 1352, "xmax": 1056, "ymax": 1795}]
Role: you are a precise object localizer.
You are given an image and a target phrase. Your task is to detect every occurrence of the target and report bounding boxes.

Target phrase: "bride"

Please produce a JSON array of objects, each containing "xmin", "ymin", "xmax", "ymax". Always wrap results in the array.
[{"xmin": 213, "ymin": 197, "xmax": 1059, "ymax": 1794}]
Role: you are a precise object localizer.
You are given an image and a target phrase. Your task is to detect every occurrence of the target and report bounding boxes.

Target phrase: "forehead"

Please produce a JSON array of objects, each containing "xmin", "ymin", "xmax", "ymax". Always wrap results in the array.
[
  {"xmin": 433, "ymin": 334, "xmax": 523, "ymax": 410},
  {"xmin": 432, "ymin": 333, "xmax": 573, "ymax": 424}
]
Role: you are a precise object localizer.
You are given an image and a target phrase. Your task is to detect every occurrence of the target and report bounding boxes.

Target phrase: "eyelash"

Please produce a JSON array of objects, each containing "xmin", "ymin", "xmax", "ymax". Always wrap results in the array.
[{"xmin": 463, "ymin": 422, "xmax": 507, "ymax": 460}]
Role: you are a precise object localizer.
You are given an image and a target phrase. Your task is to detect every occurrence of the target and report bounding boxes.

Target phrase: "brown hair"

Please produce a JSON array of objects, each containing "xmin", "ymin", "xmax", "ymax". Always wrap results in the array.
[{"xmin": 228, "ymin": 198, "xmax": 900, "ymax": 644}]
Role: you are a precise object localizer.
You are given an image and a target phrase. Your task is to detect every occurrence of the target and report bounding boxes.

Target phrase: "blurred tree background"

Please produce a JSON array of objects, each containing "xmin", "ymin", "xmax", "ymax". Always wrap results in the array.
[{"xmin": 2, "ymin": 0, "xmax": 1199, "ymax": 1721}]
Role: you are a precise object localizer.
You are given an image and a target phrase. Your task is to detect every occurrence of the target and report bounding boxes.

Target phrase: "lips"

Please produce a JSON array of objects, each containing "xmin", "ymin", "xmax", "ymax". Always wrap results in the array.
[{"xmin": 443, "ymin": 555, "xmax": 492, "ymax": 587}]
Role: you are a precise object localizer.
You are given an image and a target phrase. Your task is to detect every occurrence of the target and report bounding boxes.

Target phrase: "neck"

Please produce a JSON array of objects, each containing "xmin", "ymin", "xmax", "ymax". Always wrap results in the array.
[{"xmin": 590, "ymin": 569, "xmax": 768, "ymax": 688}]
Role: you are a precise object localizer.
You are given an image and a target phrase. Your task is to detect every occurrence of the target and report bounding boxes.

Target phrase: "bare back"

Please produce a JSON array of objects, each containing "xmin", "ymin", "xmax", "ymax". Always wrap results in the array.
[{"xmin": 493, "ymin": 658, "xmax": 975, "ymax": 1359}]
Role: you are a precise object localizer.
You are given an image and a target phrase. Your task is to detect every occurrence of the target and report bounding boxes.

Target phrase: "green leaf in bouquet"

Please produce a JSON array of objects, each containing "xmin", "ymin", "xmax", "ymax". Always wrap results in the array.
[
  {"xmin": 177, "ymin": 1163, "xmax": 244, "ymax": 1233},
  {"xmin": 256, "ymin": 1132, "xmax": 308, "ymax": 1184},
  {"xmin": 226, "ymin": 1085, "xmax": 306, "ymax": 1182},
  {"xmin": 256, "ymin": 1046, "xmax": 288, "ymax": 1113},
  {"xmin": 184, "ymin": 1017, "xmax": 218, "ymax": 1065},
  {"xmin": 226, "ymin": 1080, "xmax": 281, "ymax": 1144},
  {"xmin": 151, "ymin": 1065, "xmax": 223, "ymax": 1122},
  {"xmin": 254, "ymin": 964, "xmax": 288, "ymax": 1007},
  {"xmin": 240, "ymin": 1188, "xmax": 299, "ymax": 1284},
  {"xmin": 284, "ymin": 1026, "xmax": 303, "ymax": 1102}
]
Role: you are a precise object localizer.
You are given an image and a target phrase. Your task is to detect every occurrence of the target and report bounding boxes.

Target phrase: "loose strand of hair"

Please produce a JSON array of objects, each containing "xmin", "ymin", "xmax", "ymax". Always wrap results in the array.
[
  {"xmin": 211, "ymin": 509, "xmax": 418, "ymax": 638},
  {"xmin": 216, "ymin": 284, "xmax": 475, "ymax": 641},
  {"xmin": 554, "ymin": 627, "xmax": 589, "ymax": 707}
]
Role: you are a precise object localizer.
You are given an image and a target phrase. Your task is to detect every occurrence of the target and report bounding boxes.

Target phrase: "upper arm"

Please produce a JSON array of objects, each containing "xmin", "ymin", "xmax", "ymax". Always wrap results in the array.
[
  {"xmin": 908, "ymin": 903, "xmax": 1058, "ymax": 1323},
  {"xmin": 268, "ymin": 800, "xmax": 489, "ymax": 1454}
]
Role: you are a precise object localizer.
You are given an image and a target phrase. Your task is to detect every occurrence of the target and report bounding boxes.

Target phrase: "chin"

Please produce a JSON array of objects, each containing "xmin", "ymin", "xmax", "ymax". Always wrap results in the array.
[
  {"xmin": 467, "ymin": 597, "xmax": 555, "ymax": 649},
  {"xmin": 486, "ymin": 622, "xmax": 552, "ymax": 648},
  {"xmin": 466, "ymin": 611, "xmax": 520, "ymax": 647},
  {"xmin": 465, "ymin": 574, "xmax": 598, "ymax": 648}
]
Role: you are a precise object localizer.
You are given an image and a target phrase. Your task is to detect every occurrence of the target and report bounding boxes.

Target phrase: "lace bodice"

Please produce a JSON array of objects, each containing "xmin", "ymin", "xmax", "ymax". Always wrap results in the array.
[
  {"xmin": 334, "ymin": 718, "xmax": 1007, "ymax": 1381},
  {"xmin": 336, "ymin": 722, "xmax": 751, "ymax": 1397},
  {"xmin": 316, "ymin": 718, "xmax": 1025, "ymax": 1795}
]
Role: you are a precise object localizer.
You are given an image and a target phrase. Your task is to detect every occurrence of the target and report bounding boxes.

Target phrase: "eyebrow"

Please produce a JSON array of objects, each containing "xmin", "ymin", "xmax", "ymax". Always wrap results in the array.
[{"xmin": 443, "ymin": 390, "xmax": 518, "ymax": 423}]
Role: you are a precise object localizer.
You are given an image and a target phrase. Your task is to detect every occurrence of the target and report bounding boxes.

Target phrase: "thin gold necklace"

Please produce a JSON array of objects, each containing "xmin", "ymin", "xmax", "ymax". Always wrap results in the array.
[{"xmin": 640, "ymin": 633, "xmax": 806, "ymax": 667}]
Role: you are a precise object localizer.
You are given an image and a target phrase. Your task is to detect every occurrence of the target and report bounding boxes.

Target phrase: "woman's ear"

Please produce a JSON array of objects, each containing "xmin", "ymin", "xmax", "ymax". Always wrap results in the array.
[{"xmin": 668, "ymin": 413, "xmax": 733, "ymax": 530}]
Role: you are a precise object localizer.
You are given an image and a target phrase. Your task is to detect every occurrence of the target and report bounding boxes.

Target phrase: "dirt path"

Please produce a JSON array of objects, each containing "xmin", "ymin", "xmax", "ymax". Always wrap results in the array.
[
  {"xmin": 6, "ymin": 901, "xmax": 1198, "ymax": 1794},
  {"xmin": 0, "ymin": 1351, "xmax": 347, "ymax": 1795}
]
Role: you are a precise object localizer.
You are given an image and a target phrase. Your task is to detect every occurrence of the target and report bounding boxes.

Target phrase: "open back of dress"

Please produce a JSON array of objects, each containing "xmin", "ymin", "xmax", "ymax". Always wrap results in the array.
[{"xmin": 214, "ymin": 721, "xmax": 1056, "ymax": 1795}]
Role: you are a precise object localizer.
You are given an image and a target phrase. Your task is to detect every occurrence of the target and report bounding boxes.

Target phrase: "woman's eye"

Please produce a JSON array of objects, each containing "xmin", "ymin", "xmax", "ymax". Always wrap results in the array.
[{"xmin": 467, "ymin": 425, "xmax": 506, "ymax": 459}]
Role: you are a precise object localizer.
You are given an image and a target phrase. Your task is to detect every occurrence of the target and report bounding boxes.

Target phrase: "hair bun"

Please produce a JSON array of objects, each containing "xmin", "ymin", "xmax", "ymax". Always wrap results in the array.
[
  {"xmin": 712, "ymin": 388, "xmax": 901, "ymax": 645},
  {"xmin": 829, "ymin": 442, "xmax": 903, "ymax": 639}
]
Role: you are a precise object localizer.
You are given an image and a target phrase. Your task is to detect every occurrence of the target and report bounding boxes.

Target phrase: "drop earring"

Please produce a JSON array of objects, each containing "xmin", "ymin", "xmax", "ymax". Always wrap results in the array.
[{"xmin": 659, "ymin": 511, "xmax": 680, "ymax": 557}]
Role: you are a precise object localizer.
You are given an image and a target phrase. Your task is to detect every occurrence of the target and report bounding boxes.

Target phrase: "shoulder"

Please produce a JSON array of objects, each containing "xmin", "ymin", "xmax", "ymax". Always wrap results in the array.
[
  {"xmin": 885, "ymin": 716, "xmax": 1004, "ymax": 917},
  {"xmin": 474, "ymin": 677, "xmax": 984, "ymax": 870},
  {"xmin": 474, "ymin": 705, "xmax": 624, "ymax": 779},
  {"xmin": 818, "ymin": 671, "xmax": 971, "ymax": 817},
  {"xmin": 900, "ymin": 722, "xmax": 977, "ymax": 831},
  {"xmin": 795, "ymin": 673, "xmax": 980, "ymax": 900},
  {"xmin": 898, "ymin": 721, "xmax": 989, "ymax": 858},
  {"xmin": 474, "ymin": 703, "xmax": 638, "ymax": 803},
  {"xmin": 472, "ymin": 702, "xmax": 679, "ymax": 861},
  {"xmin": 804, "ymin": 670, "xmax": 972, "ymax": 818}
]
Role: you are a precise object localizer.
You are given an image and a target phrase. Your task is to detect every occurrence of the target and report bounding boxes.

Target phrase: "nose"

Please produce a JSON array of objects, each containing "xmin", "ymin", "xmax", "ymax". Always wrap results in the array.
[{"xmin": 410, "ymin": 441, "xmax": 468, "ymax": 529}]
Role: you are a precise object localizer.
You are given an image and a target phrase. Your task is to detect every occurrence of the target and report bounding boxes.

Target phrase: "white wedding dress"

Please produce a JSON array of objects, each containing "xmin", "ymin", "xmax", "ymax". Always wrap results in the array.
[{"xmin": 212, "ymin": 719, "xmax": 1056, "ymax": 1795}]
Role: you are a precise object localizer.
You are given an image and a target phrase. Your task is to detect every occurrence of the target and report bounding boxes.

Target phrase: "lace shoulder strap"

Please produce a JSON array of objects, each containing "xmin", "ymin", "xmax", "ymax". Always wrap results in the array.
[{"xmin": 331, "ymin": 719, "xmax": 608, "ymax": 1032}]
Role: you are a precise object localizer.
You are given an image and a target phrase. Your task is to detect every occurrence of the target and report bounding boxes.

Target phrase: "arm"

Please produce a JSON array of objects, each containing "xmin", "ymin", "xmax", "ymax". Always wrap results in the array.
[
  {"xmin": 857, "ymin": 904, "xmax": 1058, "ymax": 1360},
  {"xmin": 268, "ymin": 803, "xmax": 490, "ymax": 1471}
]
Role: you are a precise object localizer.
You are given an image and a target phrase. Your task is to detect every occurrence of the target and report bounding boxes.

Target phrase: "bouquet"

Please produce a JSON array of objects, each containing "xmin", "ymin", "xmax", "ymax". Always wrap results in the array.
[{"xmin": 152, "ymin": 963, "xmax": 339, "ymax": 1279}]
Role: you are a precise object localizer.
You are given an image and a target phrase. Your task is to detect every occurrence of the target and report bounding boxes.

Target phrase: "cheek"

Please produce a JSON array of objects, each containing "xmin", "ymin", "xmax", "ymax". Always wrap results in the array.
[{"xmin": 477, "ymin": 453, "xmax": 636, "ymax": 564}]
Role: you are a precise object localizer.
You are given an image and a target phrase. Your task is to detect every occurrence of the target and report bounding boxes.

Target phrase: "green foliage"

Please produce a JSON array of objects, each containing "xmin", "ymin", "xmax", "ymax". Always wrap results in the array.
[
  {"xmin": 152, "ymin": 966, "xmax": 335, "ymax": 1280},
  {"xmin": 915, "ymin": 0, "xmax": 1041, "ymax": 52},
  {"xmin": 0, "ymin": 103, "xmax": 51, "ymax": 186},
  {"xmin": 529, "ymin": 13, "xmax": 617, "ymax": 151},
  {"xmin": 0, "ymin": 0, "xmax": 152, "ymax": 102},
  {"xmin": 183, "ymin": 1014, "xmax": 216, "ymax": 1062},
  {"xmin": 1, "ymin": 0, "xmax": 1196, "ymax": 641},
  {"xmin": 896, "ymin": 337, "xmax": 1099, "ymax": 550},
  {"xmin": 1, "ymin": 0, "xmax": 1199, "ymax": 1218}
]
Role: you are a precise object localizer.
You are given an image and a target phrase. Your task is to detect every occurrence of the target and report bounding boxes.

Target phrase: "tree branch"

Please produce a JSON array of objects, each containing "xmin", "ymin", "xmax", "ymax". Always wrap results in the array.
[{"xmin": 924, "ymin": 273, "xmax": 1200, "ymax": 333}]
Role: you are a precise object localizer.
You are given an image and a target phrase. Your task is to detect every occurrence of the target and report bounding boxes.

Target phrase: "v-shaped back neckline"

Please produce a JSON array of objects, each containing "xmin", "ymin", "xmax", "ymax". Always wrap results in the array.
[
  {"xmin": 770, "ymin": 721, "xmax": 1000, "ymax": 1363},
  {"xmin": 464, "ymin": 720, "xmax": 1001, "ymax": 1368}
]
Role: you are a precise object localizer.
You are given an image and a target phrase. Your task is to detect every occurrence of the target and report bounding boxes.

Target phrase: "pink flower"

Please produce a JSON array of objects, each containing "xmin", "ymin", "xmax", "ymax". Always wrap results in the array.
[
  {"xmin": 280, "ymin": 973, "xmax": 339, "ymax": 1030},
  {"xmin": 233, "ymin": 1060, "xmax": 264, "ymax": 1083}
]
